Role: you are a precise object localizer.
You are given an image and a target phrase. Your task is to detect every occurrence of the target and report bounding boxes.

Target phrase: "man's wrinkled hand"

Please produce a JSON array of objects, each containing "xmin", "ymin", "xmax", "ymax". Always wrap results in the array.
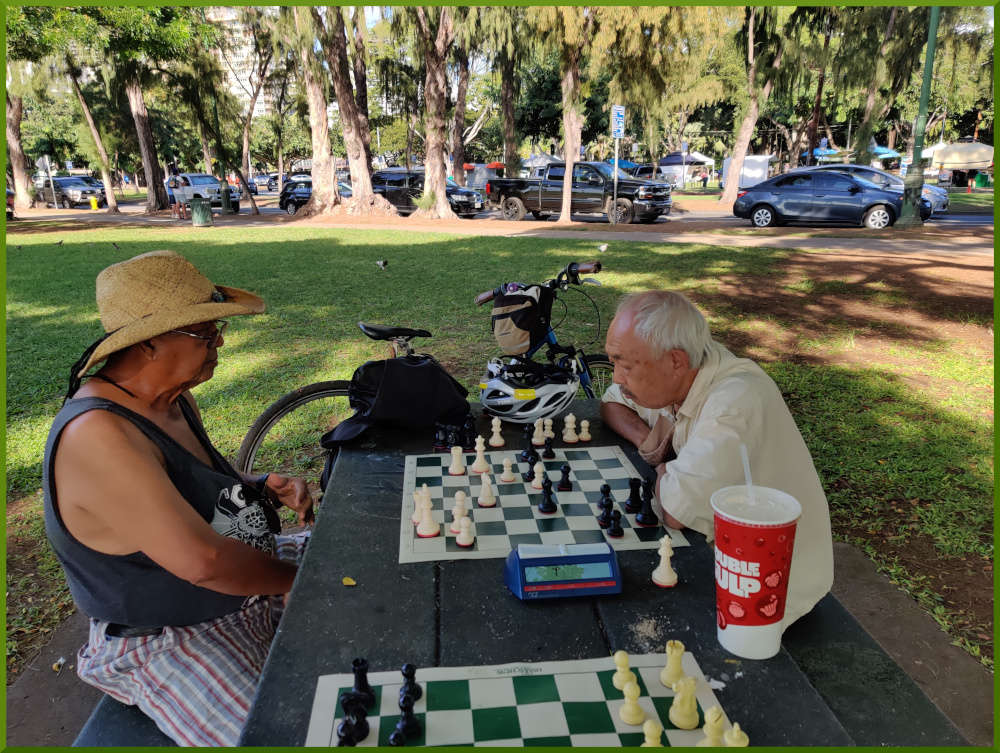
[
  {"xmin": 638, "ymin": 414, "xmax": 675, "ymax": 465},
  {"xmin": 266, "ymin": 473, "xmax": 315, "ymax": 526}
]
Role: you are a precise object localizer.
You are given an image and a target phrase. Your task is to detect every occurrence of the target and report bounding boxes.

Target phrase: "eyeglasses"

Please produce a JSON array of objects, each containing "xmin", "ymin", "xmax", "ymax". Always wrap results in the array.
[{"xmin": 169, "ymin": 320, "xmax": 228, "ymax": 345}]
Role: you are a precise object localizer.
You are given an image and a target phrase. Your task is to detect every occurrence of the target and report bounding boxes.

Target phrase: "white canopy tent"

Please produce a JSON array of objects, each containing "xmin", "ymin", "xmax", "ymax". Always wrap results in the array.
[
  {"xmin": 687, "ymin": 150, "xmax": 716, "ymax": 169},
  {"xmin": 931, "ymin": 142, "xmax": 994, "ymax": 170},
  {"xmin": 920, "ymin": 141, "xmax": 948, "ymax": 160}
]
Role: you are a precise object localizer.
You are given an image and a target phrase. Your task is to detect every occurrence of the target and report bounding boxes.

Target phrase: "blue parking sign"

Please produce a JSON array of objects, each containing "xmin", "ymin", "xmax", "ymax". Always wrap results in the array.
[{"xmin": 611, "ymin": 105, "xmax": 625, "ymax": 139}]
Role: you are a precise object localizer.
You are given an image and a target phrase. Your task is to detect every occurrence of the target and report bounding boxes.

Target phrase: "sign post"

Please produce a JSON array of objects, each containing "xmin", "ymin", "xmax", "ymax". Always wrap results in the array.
[{"xmin": 611, "ymin": 104, "xmax": 625, "ymax": 224}]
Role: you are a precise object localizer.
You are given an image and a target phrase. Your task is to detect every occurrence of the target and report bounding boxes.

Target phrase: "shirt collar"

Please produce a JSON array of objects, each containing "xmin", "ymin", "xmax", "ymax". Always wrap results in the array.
[{"xmin": 676, "ymin": 340, "xmax": 724, "ymax": 419}]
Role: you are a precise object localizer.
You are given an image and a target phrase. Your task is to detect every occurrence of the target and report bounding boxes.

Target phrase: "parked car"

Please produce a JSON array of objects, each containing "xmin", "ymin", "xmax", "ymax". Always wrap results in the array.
[
  {"xmin": 795, "ymin": 163, "xmax": 949, "ymax": 214},
  {"xmin": 485, "ymin": 161, "xmax": 671, "ymax": 223},
  {"xmin": 164, "ymin": 173, "xmax": 239, "ymax": 212},
  {"xmin": 371, "ymin": 168, "xmax": 484, "ymax": 217},
  {"xmin": 628, "ymin": 164, "xmax": 675, "ymax": 186},
  {"xmin": 267, "ymin": 172, "xmax": 311, "ymax": 191},
  {"xmin": 7, "ymin": 187, "xmax": 15, "ymax": 219},
  {"xmin": 33, "ymin": 175, "xmax": 106, "ymax": 209},
  {"xmin": 278, "ymin": 179, "xmax": 354, "ymax": 215},
  {"xmin": 733, "ymin": 171, "xmax": 930, "ymax": 229}
]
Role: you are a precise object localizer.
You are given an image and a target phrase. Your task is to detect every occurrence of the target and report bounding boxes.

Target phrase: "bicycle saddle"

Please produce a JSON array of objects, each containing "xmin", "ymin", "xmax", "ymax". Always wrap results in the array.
[{"xmin": 358, "ymin": 322, "xmax": 432, "ymax": 341}]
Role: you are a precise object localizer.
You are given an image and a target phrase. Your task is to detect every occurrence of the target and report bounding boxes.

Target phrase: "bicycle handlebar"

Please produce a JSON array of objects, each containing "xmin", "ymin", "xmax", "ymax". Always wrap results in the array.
[{"xmin": 474, "ymin": 261, "xmax": 603, "ymax": 306}]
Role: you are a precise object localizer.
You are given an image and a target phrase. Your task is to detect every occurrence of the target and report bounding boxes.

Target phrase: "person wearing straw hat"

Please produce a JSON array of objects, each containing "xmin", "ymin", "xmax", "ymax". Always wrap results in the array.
[
  {"xmin": 42, "ymin": 250, "xmax": 314, "ymax": 746},
  {"xmin": 600, "ymin": 291, "xmax": 833, "ymax": 629}
]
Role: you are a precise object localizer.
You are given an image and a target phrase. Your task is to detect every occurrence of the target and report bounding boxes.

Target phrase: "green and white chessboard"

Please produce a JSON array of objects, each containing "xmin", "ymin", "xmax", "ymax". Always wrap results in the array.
[
  {"xmin": 399, "ymin": 445, "xmax": 689, "ymax": 564},
  {"xmin": 305, "ymin": 652, "xmax": 730, "ymax": 747}
]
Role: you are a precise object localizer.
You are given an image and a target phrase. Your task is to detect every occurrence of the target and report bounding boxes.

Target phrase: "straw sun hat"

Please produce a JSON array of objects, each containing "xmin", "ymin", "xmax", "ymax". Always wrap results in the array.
[{"xmin": 74, "ymin": 250, "xmax": 266, "ymax": 379}]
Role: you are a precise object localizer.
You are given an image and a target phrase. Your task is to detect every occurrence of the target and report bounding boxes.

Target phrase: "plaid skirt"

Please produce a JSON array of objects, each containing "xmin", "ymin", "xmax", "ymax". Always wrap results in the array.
[{"xmin": 76, "ymin": 532, "xmax": 310, "ymax": 747}]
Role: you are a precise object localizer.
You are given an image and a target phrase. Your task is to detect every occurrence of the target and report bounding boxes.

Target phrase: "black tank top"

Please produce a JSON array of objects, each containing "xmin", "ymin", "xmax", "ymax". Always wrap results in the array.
[{"xmin": 43, "ymin": 396, "xmax": 281, "ymax": 627}]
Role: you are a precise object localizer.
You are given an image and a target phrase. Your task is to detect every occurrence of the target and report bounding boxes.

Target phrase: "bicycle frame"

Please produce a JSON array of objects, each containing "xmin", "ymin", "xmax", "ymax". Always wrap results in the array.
[{"xmin": 521, "ymin": 327, "xmax": 599, "ymax": 398}]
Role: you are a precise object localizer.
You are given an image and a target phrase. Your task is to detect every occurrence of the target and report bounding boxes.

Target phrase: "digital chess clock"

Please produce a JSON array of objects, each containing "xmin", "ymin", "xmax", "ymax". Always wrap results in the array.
[{"xmin": 503, "ymin": 542, "xmax": 623, "ymax": 600}]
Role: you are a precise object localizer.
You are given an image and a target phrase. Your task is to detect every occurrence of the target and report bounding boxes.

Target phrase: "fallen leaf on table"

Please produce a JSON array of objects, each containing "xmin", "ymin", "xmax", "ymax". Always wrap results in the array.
[
  {"xmin": 52, "ymin": 657, "xmax": 66, "ymax": 673},
  {"xmin": 342, "ymin": 576, "xmax": 357, "ymax": 587}
]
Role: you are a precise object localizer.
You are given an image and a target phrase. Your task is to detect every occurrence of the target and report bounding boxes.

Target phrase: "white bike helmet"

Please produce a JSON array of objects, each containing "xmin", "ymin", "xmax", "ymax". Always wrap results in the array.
[{"xmin": 479, "ymin": 359, "xmax": 579, "ymax": 423}]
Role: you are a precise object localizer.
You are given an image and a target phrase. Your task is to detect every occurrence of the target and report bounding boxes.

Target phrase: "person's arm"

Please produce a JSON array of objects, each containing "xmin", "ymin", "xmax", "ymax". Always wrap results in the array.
[
  {"xmin": 600, "ymin": 401, "xmax": 652, "ymax": 448},
  {"xmin": 55, "ymin": 411, "xmax": 297, "ymax": 596}
]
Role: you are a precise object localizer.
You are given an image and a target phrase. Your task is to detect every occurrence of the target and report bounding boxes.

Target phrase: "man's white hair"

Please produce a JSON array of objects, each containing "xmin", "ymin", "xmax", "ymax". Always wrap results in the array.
[{"xmin": 617, "ymin": 291, "xmax": 712, "ymax": 369}]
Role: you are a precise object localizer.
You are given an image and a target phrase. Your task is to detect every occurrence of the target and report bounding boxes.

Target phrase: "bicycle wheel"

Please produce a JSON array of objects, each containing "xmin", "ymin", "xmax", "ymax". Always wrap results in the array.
[
  {"xmin": 578, "ymin": 354, "xmax": 614, "ymax": 399},
  {"xmin": 236, "ymin": 381, "xmax": 352, "ymax": 481}
]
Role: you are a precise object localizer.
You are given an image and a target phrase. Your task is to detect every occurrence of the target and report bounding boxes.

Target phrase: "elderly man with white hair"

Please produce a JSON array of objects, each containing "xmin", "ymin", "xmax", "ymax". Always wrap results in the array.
[{"xmin": 601, "ymin": 290, "xmax": 833, "ymax": 628}]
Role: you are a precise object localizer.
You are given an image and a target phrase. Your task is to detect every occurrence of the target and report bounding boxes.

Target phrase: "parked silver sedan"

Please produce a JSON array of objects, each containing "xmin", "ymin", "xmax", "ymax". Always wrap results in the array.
[{"xmin": 795, "ymin": 164, "xmax": 949, "ymax": 214}]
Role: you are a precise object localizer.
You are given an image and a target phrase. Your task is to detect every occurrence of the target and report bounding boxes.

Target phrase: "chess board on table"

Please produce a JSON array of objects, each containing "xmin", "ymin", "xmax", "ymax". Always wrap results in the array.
[
  {"xmin": 398, "ymin": 445, "xmax": 689, "ymax": 564},
  {"xmin": 305, "ymin": 652, "xmax": 731, "ymax": 747}
]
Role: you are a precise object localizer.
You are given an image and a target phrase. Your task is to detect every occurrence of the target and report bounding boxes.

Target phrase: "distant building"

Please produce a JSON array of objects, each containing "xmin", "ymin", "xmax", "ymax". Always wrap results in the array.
[{"xmin": 204, "ymin": 7, "xmax": 275, "ymax": 118}]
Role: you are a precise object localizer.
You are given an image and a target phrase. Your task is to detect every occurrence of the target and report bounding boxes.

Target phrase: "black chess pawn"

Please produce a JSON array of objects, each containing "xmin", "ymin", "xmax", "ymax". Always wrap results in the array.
[
  {"xmin": 388, "ymin": 730, "xmax": 406, "ymax": 746},
  {"xmin": 522, "ymin": 463, "xmax": 535, "ymax": 483},
  {"xmin": 624, "ymin": 477, "xmax": 642, "ymax": 514},
  {"xmin": 538, "ymin": 477, "xmax": 557, "ymax": 514},
  {"xmin": 607, "ymin": 509, "xmax": 625, "ymax": 537},
  {"xmin": 542, "ymin": 436, "xmax": 555, "ymax": 460},
  {"xmin": 352, "ymin": 657, "xmax": 376, "ymax": 709},
  {"xmin": 635, "ymin": 476, "xmax": 659, "ymax": 527},
  {"xmin": 395, "ymin": 692, "xmax": 421, "ymax": 739},
  {"xmin": 399, "ymin": 663, "xmax": 422, "ymax": 702},
  {"xmin": 520, "ymin": 425, "xmax": 534, "ymax": 462},
  {"xmin": 557, "ymin": 463, "xmax": 572, "ymax": 492},
  {"xmin": 596, "ymin": 495, "xmax": 613, "ymax": 528}
]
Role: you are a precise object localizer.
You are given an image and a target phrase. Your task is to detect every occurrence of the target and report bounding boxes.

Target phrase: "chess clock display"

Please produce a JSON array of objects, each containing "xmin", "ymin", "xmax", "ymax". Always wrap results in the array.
[{"xmin": 504, "ymin": 542, "xmax": 622, "ymax": 599}]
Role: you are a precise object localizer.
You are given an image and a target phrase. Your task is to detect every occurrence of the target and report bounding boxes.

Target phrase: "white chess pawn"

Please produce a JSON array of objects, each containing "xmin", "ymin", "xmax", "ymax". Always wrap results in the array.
[
  {"xmin": 499, "ymin": 457, "xmax": 516, "ymax": 482},
  {"xmin": 696, "ymin": 706, "xmax": 725, "ymax": 747},
  {"xmin": 531, "ymin": 461, "xmax": 546, "ymax": 490},
  {"xmin": 652, "ymin": 537, "xmax": 678, "ymax": 588},
  {"xmin": 660, "ymin": 639, "xmax": 685, "ymax": 688},
  {"xmin": 668, "ymin": 676, "xmax": 699, "ymax": 730},
  {"xmin": 611, "ymin": 650, "xmax": 636, "ymax": 691},
  {"xmin": 723, "ymin": 722, "xmax": 749, "ymax": 747},
  {"xmin": 562, "ymin": 414, "xmax": 578, "ymax": 443},
  {"xmin": 448, "ymin": 445, "xmax": 466, "ymax": 476},
  {"xmin": 416, "ymin": 499, "xmax": 440, "ymax": 538},
  {"xmin": 455, "ymin": 516, "xmax": 475, "ymax": 547},
  {"xmin": 578, "ymin": 419, "xmax": 591, "ymax": 442},
  {"xmin": 471, "ymin": 436, "xmax": 491, "ymax": 473},
  {"xmin": 450, "ymin": 491, "xmax": 468, "ymax": 534},
  {"xmin": 640, "ymin": 718, "xmax": 664, "ymax": 747},
  {"xmin": 619, "ymin": 680, "xmax": 646, "ymax": 726},
  {"xmin": 532, "ymin": 418, "xmax": 546, "ymax": 446},
  {"xmin": 478, "ymin": 473, "xmax": 496, "ymax": 507},
  {"xmin": 488, "ymin": 417, "xmax": 504, "ymax": 447},
  {"xmin": 543, "ymin": 418, "xmax": 555, "ymax": 439}
]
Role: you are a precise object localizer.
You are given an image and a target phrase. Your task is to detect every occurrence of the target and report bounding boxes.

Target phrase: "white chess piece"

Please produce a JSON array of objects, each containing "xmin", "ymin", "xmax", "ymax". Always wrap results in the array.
[
  {"xmin": 668, "ymin": 676, "xmax": 699, "ymax": 730},
  {"xmin": 652, "ymin": 537, "xmax": 678, "ymax": 588},
  {"xmin": 640, "ymin": 718, "xmax": 664, "ymax": 747},
  {"xmin": 723, "ymin": 722, "xmax": 749, "ymax": 747},
  {"xmin": 478, "ymin": 473, "xmax": 496, "ymax": 507},
  {"xmin": 532, "ymin": 418, "xmax": 545, "ymax": 446},
  {"xmin": 488, "ymin": 417, "xmax": 504, "ymax": 447},
  {"xmin": 531, "ymin": 461, "xmax": 546, "ymax": 490},
  {"xmin": 660, "ymin": 639, "xmax": 685, "ymax": 688},
  {"xmin": 448, "ymin": 445, "xmax": 466, "ymax": 475},
  {"xmin": 562, "ymin": 414, "xmax": 578, "ymax": 443},
  {"xmin": 499, "ymin": 457, "xmax": 516, "ymax": 482},
  {"xmin": 578, "ymin": 419, "xmax": 591, "ymax": 442},
  {"xmin": 696, "ymin": 706, "xmax": 725, "ymax": 747},
  {"xmin": 543, "ymin": 418, "xmax": 554, "ymax": 439},
  {"xmin": 455, "ymin": 516, "xmax": 475, "ymax": 547},
  {"xmin": 471, "ymin": 435, "xmax": 491, "ymax": 473},
  {"xmin": 611, "ymin": 650, "xmax": 636, "ymax": 691},
  {"xmin": 450, "ymin": 491, "xmax": 468, "ymax": 534},
  {"xmin": 619, "ymin": 680, "xmax": 646, "ymax": 726},
  {"xmin": 411, "ymin": 483, "xmax": 431, "ymax": 524},
  {"xmin": 416, "ymin": 499, "xmax": 440, "ymax": 538}
]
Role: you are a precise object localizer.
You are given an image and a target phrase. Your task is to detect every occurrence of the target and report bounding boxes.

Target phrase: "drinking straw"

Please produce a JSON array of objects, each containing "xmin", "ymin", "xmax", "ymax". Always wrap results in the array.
[{"xmin": 739, "ymin": 444, "xmax": 756, "ymax": 505}]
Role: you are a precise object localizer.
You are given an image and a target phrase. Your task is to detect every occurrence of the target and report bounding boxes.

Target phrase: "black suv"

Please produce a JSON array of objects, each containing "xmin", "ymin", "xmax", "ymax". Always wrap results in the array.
[
  {"xmin": 33, "ymin": 176, "xmax": 106, "ymax": 209},
  {"xmin": 278, "ymin": 179, "xmax": 354, "ymax": 215},
  {"xmin": 371, "ymin": 168, "xmax": 484, "ymax": 217}
]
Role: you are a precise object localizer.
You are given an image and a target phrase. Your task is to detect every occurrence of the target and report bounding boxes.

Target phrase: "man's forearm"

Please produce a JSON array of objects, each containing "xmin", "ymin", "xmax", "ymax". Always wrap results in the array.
[
  {"xmin": 192, "ymin": 537, "xmax": 298, "ymax": 596},
  {"xmin": 600, "ymin": 401, "xmax": 651, "ymax": 448}
]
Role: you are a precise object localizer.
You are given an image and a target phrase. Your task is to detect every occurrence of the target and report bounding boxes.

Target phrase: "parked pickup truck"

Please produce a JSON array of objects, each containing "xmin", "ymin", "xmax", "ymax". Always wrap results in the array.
[{"xmin": 485, "ymin": 161, "xmax": 671, "ymax": 223}]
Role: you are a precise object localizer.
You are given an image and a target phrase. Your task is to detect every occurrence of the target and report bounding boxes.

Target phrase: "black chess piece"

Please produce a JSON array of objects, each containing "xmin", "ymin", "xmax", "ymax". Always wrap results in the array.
[
  {"xmin": 400, "ymin": 663, "xmax": 423, "ymax": 702},
  {"xmin": 607, "ymin": 509, "xmax": 624, "ymax": 537},
  {"xmin": 542, "ymin": 436, "xmax": 555, "ymax": 459},
  {"xmin": 433, "ymin": 425, "xmax": 448, "ymax": 452},
  {"xmin": 635, "ymin": 476, "xmax": 659, "ymax": 527},
  {"xmin": 522, "ymin": 462, "xmax": 535, "ymax": 483},
  {"xmin": 624, "ymin": 477, "xmax": 642, "ymax": 514},
  {"xmin": 337, "ymin": 691, "xmax": 370, "ymax": 746},
  {"xmin": 446, "ymin": 426, "xmax": 460, "ymax": 449},
  {"xmin": 395, "ymin": 692, "xmax": 421, "ymax": 739},
  {"xmin": 526, "ymin": 446, "xmax": 540, "ymax": 467},
  {"xmin": 520, "ymin": 425, "xmax": 534, "ymax": 462},
  {"xmin": 352, "ymin": 658, "xmax": 376, "ymax": 709},
  {"xmin": 538, "ymin": 477, "xmax": 557, "ymax": 514},
  {"xmin": 388, "ymin": 730, "xmax": 406, "ymax": 746},
  {"xmin": 462, "ymin": 415, "xmax": 477, "ymax": 450},
  {"xmin": 596, "ymin": 493, "xmax": 613, "ymax": 528},
  {"xmin": 557, "ymin": 463, "xmax": 572, "ymax": 492}
]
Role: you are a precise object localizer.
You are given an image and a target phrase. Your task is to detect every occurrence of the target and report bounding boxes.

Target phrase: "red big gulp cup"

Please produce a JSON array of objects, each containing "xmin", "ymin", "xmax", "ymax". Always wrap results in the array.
[{"xmin": 710, "ymin": 485, "xmax": 802, "ymax": 660}]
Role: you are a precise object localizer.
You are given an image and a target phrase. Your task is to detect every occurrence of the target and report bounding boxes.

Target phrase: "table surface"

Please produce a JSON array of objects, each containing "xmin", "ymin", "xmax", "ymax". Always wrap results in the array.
[{"xmin": 240, "ymin": 401, "xmax": 966, "ymax": 747}]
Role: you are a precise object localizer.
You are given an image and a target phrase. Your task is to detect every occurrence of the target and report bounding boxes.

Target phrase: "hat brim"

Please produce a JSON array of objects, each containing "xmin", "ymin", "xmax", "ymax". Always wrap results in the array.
[{"xmin": 76, "ymin": 284, "xmax": 265, "ymax": 378}]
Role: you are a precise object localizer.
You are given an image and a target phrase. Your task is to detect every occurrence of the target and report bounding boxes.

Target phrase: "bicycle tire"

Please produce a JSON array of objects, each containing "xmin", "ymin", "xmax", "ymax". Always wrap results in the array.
[
  {"xmin": 236, "ymin": 380, "xmax": 351, "ymax": 478},
  {"xmin": 579, "ymin": 354, "xmax": 613, "ymax": 399}
]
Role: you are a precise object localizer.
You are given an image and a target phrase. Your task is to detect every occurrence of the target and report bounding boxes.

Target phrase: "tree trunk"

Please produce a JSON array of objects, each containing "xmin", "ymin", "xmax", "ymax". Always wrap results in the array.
[
  {"xmin": 124, "ymin": 74, "xmax": 168, "ymax": 212},
  {"xmin": 294, "ymin": 6, "xmax": 339, "ymax": 215},
  {"xmin": 352, "ymin": 7, "xmax": 373, "ymax": 170},
  {"xmin": 556, "ymin": 49, "xmax": 583, "ymax": 224},
  {"xmin": 450, "ymin": 45, "xmax": 470, "ymax": 186},
  {"xmin": 197, "ymin": 120, "xmax": 214, "ymax": 175},
  {"xmin": 854, "ymin": 7, "xmax": 897, "ymax": 166},
  {"xmin": 804, "ymin": 26, "xmax": 832, "ymax": 167},
  {"xmin": 241, "ymin": 71, "xmax": 267, "ymax": 215},
  {"xmin": 67, "ymin": 65, "xmax": 120, "ymax": 213},
  {"xmin": 6, "ymin": 93, "xmax": 32, "ymax": 211}
]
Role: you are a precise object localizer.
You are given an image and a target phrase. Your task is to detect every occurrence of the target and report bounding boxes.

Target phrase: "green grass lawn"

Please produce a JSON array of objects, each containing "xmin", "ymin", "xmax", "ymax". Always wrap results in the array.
[
  {"xmin": 4, "ymin": 224, "xmax": 993, "ymax": 674},
  {"xmin": 944, "ymin": 188, "xmax": 994, "ymax": 214}
]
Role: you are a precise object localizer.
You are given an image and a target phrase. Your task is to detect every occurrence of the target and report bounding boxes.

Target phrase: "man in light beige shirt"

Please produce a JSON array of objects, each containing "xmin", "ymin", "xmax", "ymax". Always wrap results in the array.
[{"xmin": 601, "ymin": 290, "xmax": 833, "ymax": 628}]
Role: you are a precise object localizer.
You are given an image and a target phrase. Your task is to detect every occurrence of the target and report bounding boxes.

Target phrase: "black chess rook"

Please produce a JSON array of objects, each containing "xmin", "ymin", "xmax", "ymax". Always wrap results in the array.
[{"xmin": 352, "ymin": 657, "xmax": 376, "ymax": 709}]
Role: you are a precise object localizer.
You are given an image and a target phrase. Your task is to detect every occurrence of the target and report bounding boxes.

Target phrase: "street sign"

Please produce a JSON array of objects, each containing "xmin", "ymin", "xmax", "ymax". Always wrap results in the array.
[{"xmin": 611, "ymin": 105, "xmax": 625, "ymax": 139}]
